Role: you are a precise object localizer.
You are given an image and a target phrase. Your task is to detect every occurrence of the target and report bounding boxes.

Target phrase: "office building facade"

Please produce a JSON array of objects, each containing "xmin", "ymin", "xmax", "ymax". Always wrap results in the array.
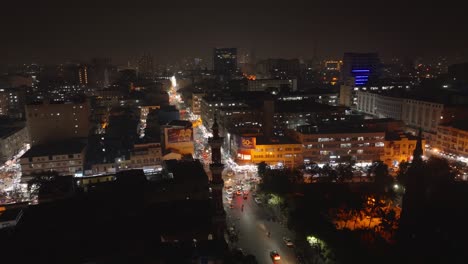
[
  {"xmin": 342, "ymin": 53, "xmax": 381, "ymax": 86},
  {"xmin": 213, "ymin": 48, "xmax": 237, "ymax": 77},
  {"xmin": 25, "ymin": 100, "xmax": 91, "ymax": 146}
]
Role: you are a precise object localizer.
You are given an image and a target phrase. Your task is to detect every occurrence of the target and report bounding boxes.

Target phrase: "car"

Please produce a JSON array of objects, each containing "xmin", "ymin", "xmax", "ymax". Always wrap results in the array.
[
  {"xmin": 236, "ymin": 190, "xmax": 242, "ymax": 196},
  {"xmin": 283, "ymin": 237, "xmax": 294, "ymax": 247},
  {"xmin": 226, "ymin": 189, "xmax": 233, "ymax": 195},
  {"xmin": 270, "ymin": 250, "xmax": 281, "ymax": 261},
  {"xmin": 226, "ymin": 196, "xmax": 233, "ymax": 201},
  {"xmin": 254, "ymin": 197, "xmax": 262, "ymax": 204},
  {"xmin": 243, "ymin": 194, "xmax": 248, "ymax": 200}
]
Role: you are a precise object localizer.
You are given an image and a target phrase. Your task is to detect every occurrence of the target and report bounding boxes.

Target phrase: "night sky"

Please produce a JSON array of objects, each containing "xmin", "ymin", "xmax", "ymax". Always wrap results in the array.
[{"xmin": 1, "ymin": 1, "xmax": 467, "ymax": 65}]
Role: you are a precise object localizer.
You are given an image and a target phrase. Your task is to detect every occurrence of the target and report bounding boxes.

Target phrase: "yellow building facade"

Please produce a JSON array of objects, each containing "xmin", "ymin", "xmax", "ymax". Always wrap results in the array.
[
  {"xmin": 233, "ymin": 135, "xmax": 302, "ymax": 168},
  {"xmin": 381, "ymin": 132, "xmax": 425, "ymax": 167}
]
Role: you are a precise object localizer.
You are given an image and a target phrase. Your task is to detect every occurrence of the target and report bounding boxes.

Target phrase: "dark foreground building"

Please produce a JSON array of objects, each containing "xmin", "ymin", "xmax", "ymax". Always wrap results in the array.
[{"xmin": 0, "ymin": 158, "xmax": 228, "ymax": 263}]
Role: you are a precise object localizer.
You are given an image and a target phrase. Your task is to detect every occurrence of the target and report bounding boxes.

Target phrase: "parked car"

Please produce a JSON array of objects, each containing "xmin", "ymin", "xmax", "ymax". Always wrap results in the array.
[{"xmin": 254, "ymin": 197, "xmax": 262, "ymax": 204}]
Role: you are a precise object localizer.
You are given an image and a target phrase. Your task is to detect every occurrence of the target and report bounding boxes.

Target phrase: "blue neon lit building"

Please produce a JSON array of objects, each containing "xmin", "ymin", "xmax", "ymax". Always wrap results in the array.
[{"xmin": 342, "ymin": 53, "xmax": 381, "ymax": 86}]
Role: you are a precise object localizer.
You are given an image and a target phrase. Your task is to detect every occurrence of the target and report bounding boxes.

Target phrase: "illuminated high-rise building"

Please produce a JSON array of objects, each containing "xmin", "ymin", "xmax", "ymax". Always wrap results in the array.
[
  {"xmin": 213, "ymin": 48, "xmax": 237, "ymax": 77},
  {"xmin": 138, "ymin": 53, "xmax": 154, "ymax": 78},
  {"xmin": 342, "ymin": 53, "xmax": 381, "ymax": 86}
]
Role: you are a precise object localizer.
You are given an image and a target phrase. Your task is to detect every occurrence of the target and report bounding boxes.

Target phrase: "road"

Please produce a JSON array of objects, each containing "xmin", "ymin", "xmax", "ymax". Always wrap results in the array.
[
  {"xmin": 224, "ymin": 170, "xmax": 298, "ymax": 264},
  {"xmin": 168, "ymin": 76, "xmax": 300, "ymax": 263}
]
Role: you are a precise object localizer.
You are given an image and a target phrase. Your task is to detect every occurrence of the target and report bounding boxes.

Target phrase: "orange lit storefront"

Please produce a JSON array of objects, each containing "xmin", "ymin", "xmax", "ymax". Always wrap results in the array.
[{"xmin": 231, "ymin": 134, "xmax": 302, "ymax": 168}]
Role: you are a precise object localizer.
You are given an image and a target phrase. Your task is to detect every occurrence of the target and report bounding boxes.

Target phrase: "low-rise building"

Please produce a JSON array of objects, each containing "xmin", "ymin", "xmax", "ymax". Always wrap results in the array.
[
  {"xmin": 192, "ymin": 92, "xmax": 205, "ymax": 115},
  {"xmin": 161, "ymin": 120, "xmax": 194, "ymax": 157},
  {"xmin": 230, "ymin": 134, "xmax": 302, "ymax": 168},
  {"xmin": 247, "ymin": 79, "xmax": 297, "ymax": 92},
  {"xmin": 0, "ymin": 125, "xmax": 29, "ymax": 163},
  {"xmin": 381, "ymin": 131, "xmax": 424, "ymax": 167},
  {"xmin": 20, "ymin": 140, "xmax": 87, "ymax": 176},
  {"xmin": 436, "ymin": 121, "xmax": 468, "ymax": 159},
  {"xmin": 120, "ymin": 142, "xmax": 162, "ymax": 170},
  {"xmin": 289, "ymin": 125, "xmax": 386, "ymax": 164}
]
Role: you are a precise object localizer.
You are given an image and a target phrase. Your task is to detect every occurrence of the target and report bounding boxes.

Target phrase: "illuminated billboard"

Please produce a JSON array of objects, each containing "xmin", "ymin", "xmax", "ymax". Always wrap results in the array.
[
  {"xmin": 239, "ymin": 137, "xmax": 256, "ymax": 149},
  {"xmin": 167, "ymin": 128, "xmax": 193, "ymax": 143}
]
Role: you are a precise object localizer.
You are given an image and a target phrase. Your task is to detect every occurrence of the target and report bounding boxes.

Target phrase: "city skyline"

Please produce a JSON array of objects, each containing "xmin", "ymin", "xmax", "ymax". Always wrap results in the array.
[{"xmin": 1, "ymin": 2, "xmax": 467, "ymax": 65}]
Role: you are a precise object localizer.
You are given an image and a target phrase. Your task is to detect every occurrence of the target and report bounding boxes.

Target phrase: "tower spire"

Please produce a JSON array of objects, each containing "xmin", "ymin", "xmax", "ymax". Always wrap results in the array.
[
  {"xmin": 208, "ymin": 112, "xmax": 226, "ymax": 239},
  {"xmin": 212, "ymin": 114, "xmax": 220, "ymax": 139},
  {"xmin": 413, "ymin": 128, "xmax": 423, "ymax": 164}
]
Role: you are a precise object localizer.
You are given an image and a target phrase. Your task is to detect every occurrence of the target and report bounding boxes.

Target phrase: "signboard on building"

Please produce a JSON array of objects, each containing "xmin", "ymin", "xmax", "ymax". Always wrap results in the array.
[
  {"xmin": 167, "ymin": 128, "xmax": 193, "ymax": 143},
  {"xmin": 239, "ymin": 137, "xmax": 256, "ymax": 149}
]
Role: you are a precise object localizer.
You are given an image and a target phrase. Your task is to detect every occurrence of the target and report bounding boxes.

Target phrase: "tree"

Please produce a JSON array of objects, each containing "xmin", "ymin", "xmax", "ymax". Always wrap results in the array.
[
  {"xmin": 371, "ymin": 161, "xmax": 393, "ymax": 193},
  {"xmin": 396, "ymin": 161, "xmax": 410, "ymax": 188},
  {"xmin": 27, "ymin": 171, "xmax": 76, "ymax": 202},
  {"xmin": 337, "ymin": 163, "xmax": 354, "ymax": 183},
  {"xmin": 259, "ymin": 168, "xmax": 292, "ymax": 194},
  {"xmin": 257, "ymin": 161, "xmax": 268, "ymax": 178},
  {"xmin": 319, "ymin": 164, "xmax": 338, "ymax": 182}
]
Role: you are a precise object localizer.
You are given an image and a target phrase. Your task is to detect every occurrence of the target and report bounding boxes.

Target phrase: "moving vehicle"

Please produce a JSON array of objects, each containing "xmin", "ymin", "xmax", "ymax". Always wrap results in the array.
[
  {"xmin": 270, "ymin": 250, "xmax": 281, "ymax": 261},
  {"xmin": 283, "ymin": 237, "xmax": 294, "ymax": 247},
  {"xmin": 254, "ymin": 197, "xmax": 262, "ymax": 204}
]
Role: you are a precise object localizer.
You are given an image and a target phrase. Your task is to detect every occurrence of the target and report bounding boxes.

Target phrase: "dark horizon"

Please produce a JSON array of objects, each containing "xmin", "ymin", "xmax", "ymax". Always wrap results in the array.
[{"xmin": 1, "ymin": 1, "xmax": 467, "ymax": 66}]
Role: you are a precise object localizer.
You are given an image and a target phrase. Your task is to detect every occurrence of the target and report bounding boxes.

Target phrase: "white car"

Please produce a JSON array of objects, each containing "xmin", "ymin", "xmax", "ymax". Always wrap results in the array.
[
  {"xmin": 226, "ymin": 195, "xmax": 233, "ymax": 201},
  {"xmin": 226, "ymin": 189, "xmax": 234, "ymax": 195},
  {"xmin": 254, "ymin": 197, "xmax": 262, "ymax": 204}
]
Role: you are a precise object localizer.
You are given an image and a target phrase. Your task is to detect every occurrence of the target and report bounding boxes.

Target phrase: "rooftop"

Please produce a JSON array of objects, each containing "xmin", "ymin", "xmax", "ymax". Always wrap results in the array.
[
  {"xmin": 296, "ymin": 124, "xmax": 385, "ymax": 135},
  {"xmin": 0, "ymin": 126, "xmax": 24, "ymax": 139},
  {"xmin": 440, "ymin": 120, "xmax": 468, "ymax": 131},
  {"xmin": 255, "ymin": 136, "xmax": 300, "ymax": 145},
  {"xmin": 275, "ymin": 99, "xmax": 341, "ymax": 113},
  {"xmin": 164, "ymin": 159, "xmax": 208, "ymax": 183},
  {"xmin": 385, "ymin": 131, "xmax": 419, "ymax": 141},
  {"xmin": 167, "ymin": 120, "xmax": 192, "ymax": 128},
  {"xmin": 22, "ymin": 140, "xmax": 87, "ymax": 158}
]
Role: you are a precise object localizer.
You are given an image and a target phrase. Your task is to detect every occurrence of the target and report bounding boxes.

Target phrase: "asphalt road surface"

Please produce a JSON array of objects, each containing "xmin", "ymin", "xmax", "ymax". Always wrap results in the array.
[{"xmin": 226, "ymin": 188, "xmax": 297, "ymax": 264}]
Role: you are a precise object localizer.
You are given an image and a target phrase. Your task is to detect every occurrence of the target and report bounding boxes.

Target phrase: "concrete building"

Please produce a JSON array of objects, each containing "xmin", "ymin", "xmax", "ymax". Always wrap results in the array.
[
  {"xmin": 200, "ymin": 94, "xmax": 249, "ymax": 129},
  {"xmin": 289, "ymin": 125, "xmax": 386, "ymax": 164},
  {"xmin": 381, "ymin": 131, "xmax": 424, "ymax": 167},
  {"xmin": 230, "ymin": 134, "xmax": 302, "ymax": 168},
  {"xmin": 277, "ymin": 91, "xmax": 340, "ymax": 106},
  {"xmin": 436, "ymin": 122, "xmax": 468, "ymax": 158},
  {"xmin": 247, "ymin": 79, "xmax": 297, "ymax": 92},
  {"xmin": 161, "ymin": 120, "xmax": 194, "ymax": 157},
  {"xmin": 356, "ymin": 90, "xmax": 468, "ymax": 144},
  {"xmin": 341, "ymin": 53, "xmax": 381, "ymax": 86},
  {"xmin": 20, "ymin": 140, "xmax": 87, "ymax": 176},
  {"xmin": 0, "ymin": 126, "xmax": 29, "ymax": 163},
  {"xmin": 191, "ymin": 92, "xmax": 205, "ymax": 115},
  {"xmin": 213, "ymin": 48, "xmax": 237, "ymax": 77},
  {"xmin": 401, "ymin": 98, "xmax": 444, "ymax": 133},
  {"xmin": 256, "ymin": 58, "xmax": 300, "ymax": 79},
  {"xmin": 357, "ymin": 90, "xmax": 403, "ymax": 119},
  {"xmin": 25, "ymin": 99, "xmax": 91, "ymax": 146},
  {"xmin": 120, "ymin": 143, "xmax": 162, "ymax": 170},
  {"xmin": 0, "ymin": 88, "xmax": 26, "ymax": 119}
]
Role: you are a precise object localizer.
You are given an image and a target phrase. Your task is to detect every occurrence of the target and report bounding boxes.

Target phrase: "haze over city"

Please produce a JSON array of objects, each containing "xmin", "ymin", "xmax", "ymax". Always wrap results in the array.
[{"xmin": 1, "ymin": 2, "xmax": 468, "ymax": 264}]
